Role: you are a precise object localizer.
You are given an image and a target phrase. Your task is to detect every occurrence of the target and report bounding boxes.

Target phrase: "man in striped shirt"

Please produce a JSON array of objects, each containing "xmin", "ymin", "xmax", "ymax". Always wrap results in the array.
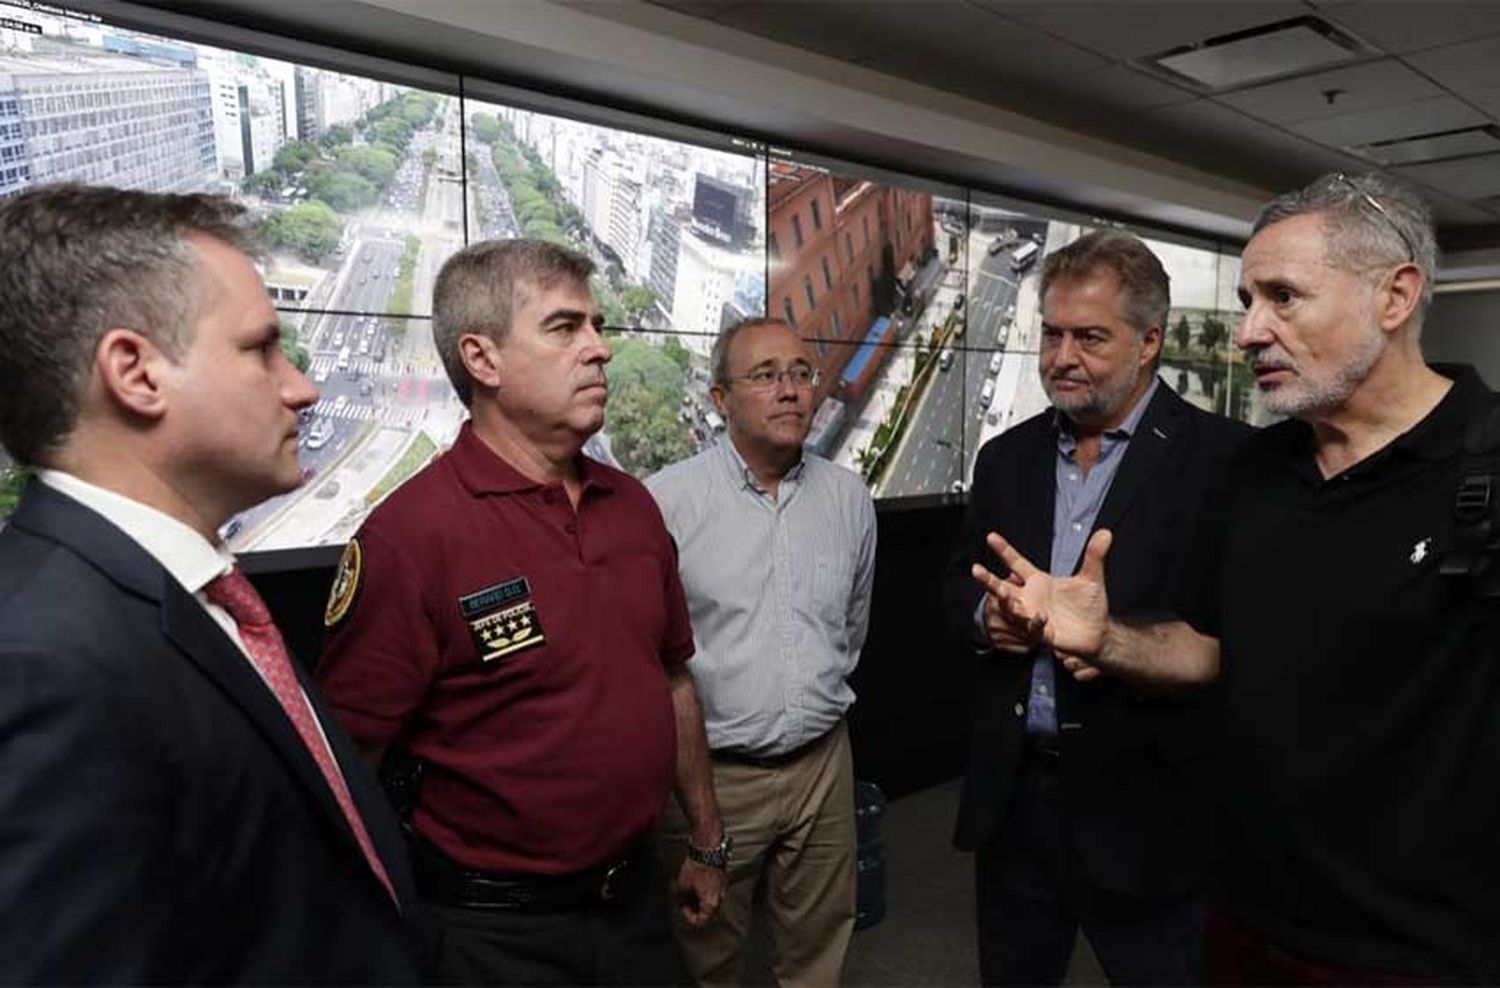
[{"xmin": 647, "ymin": 316, "xmax": 877, "ymax": 987}]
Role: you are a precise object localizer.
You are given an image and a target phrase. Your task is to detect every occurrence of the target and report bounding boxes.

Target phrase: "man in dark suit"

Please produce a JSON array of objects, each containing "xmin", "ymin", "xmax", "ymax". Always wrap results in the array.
[
  {"xmin": 944, "ymin": 229, "xmax": 1247, "ymax": 985},
  {"xmin": 0, "ymin": 184, "xmax": 419, "ymax": 983}
]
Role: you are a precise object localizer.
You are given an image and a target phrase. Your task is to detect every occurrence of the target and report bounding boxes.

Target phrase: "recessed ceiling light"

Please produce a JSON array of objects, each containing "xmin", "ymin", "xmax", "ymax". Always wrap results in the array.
[
  {"xmin": 1140, "ymin": 16, "xmax": 1371, "ymax": 92},
  {"xmin": 1351, "ymin": 126, "xmax": 1500, "ymax": 167}
]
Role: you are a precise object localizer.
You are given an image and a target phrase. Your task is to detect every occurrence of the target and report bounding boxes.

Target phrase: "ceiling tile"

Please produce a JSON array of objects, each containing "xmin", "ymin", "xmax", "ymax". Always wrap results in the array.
[
  {"xmin": 1138, "ymin": 99, "xmax": 1370, "ymax": 188},
  {"xmin": 1396, "ymin": 154, "xmax": 1500, "ymax": 199},
  {"xmin": 887, "ymin": 54, "xmax": 1191, "ymax": 117},
  {"xmin": 1466, "ymin": 90, "xmax": 1500, "ymax": 119},
  {"xmin": 848, "ymin": 2, "xmax": 1108, "ymax": 78},
  {"xmin": 1406, "ymin": 33, "xmax": 1500, "ymax": 100},
  {"xmin": 1312, "ymin": 1, "xmax": 1500, "ymax": 54},
  {"xmin": 977, "ymin": 1, "xmax": 1309, "ymax": 61},
  {"xmin": 1058, "ymin": 63, "xmax": 1198, "ymax": 111},
  {"xmin": 1288, "ymin": 94, "xmax": 1488, "ymax": 147},
  {"xmin": 1217, "ymin": 58, "xmax": 1443, "ymax": 124}
]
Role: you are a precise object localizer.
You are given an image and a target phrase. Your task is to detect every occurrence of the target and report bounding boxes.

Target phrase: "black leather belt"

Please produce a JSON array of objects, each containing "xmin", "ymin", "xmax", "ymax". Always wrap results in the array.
[
  {"xmin": 410, "ymin": 831, "xmax": 646, "ymax": 912},
  {"xmin": 712, "ymin": 727, "xmax": 832, "ymax": 770}
]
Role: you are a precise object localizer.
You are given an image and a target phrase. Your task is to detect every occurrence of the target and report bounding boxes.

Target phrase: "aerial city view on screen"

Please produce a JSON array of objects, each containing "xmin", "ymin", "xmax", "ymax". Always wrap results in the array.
[{"xmin": 0, "ymin": 0, "xmax": 1258, "ymax": 553}]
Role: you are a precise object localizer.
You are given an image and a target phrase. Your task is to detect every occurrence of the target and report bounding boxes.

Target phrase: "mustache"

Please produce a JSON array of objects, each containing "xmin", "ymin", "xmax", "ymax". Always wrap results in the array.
[{"xmin": 1247, "ymin": 349, "xmax": 1295, "ymax": 373}]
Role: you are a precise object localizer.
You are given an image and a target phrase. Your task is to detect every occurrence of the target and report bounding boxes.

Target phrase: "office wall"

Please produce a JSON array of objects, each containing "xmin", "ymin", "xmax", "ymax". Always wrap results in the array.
[{"xmin": 1425, "ymin": 289, "xmax": 1500, "ymax": 387}]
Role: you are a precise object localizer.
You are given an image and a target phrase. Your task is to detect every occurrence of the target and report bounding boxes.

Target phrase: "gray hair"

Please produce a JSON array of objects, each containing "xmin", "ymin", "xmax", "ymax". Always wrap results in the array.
[
  {"xmin": 431, "ymin": 238, "xmax": 594, "ymax": 407},
  {"xmin": 0, "ymin": 183, "xmax": 257, "ymax": 466},
  {"xmin": 1039, "ymin": 229, "xmax": 1171, "ymax": 338},
  {"xmin": 711, "ymin": 316, "xmax": 794, "ymax": 387},
  {"xmin": 1252, "ymin": 171, "xmax": 1437, "ymax": 320}
]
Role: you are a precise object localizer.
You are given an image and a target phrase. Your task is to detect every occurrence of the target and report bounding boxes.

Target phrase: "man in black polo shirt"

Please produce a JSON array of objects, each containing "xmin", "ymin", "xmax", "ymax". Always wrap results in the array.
[{"xmin": 972, "ymin": 172, "xmax": 1500, "ymax": 983}]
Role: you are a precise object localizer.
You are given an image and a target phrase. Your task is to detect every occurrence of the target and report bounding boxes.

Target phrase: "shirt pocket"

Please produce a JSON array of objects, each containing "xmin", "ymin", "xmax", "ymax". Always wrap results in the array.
[{"xmin": 805, "ymin": 554, "xmax": 853, "ymax": 637}]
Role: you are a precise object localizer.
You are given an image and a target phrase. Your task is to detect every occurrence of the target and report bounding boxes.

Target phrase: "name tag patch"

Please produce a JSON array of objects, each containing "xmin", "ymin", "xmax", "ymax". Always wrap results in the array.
[
  {"xmin": 458, "ymin": 577, "xmax": 531, "ymax": 619},
  {"xmin": 459, "ymin": 578, "xmax": 545, "ymax": 663}
]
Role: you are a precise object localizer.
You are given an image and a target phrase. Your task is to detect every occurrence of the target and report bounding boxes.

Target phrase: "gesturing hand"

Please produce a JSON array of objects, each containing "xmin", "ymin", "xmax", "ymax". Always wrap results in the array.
[
  {"xmin": 969, "ymin": 529, "xmax": 1113, "ymax": 660},
  {"xmin": 974, "ymin": 567, "xmax": 1044, "ymax": 653}
]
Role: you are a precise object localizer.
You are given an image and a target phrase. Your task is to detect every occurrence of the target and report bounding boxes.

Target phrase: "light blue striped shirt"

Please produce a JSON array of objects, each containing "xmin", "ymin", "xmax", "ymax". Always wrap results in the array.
[{"xmin": 646, "ymin": 439, "xmax": 877, "ymax": 755}]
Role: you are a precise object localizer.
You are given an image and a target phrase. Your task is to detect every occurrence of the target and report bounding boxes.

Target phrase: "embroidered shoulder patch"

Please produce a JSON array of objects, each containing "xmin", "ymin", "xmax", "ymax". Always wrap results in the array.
[{"xmin": 324, "ymin": 538, "xmax": 363, "ymax": 630}]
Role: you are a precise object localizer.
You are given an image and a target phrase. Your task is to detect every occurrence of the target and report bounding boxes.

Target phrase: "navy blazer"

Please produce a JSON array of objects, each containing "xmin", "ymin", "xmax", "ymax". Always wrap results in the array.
[
  {"xmin": 0, "ymin": 481, "xmax": 419, "ymax": 983},
  {"xmin": 943, "ymin": 383, "xmax": 1249, "ymax": 897}
]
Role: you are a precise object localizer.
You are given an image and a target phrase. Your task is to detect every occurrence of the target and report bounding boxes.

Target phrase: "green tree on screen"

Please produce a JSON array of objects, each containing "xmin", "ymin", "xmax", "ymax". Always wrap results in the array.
[
  {"xmin": 336, "ymin": 145, "xmax": 398, "ymax": 188},
  {"xmin": 1173, "ymin": 313, "xmax": 1192, "ymax": 353},
  {"xmin": 262, "ymin": 201, "xmax": 342, "ymax": 261},
  {"xmin": 243, "ymin": 170, "xmax": 284, "ymax": 197},
  {"xmin": 619, "ymin": 284, "xmax": 658, "ymax": 326},
  {"xmin": 273, "ymin": 140, "xmax": 319, "ymax": 175},
  {"xmin": 279, "ymin": 320, "xmax": 310, "ymax": 373},
  {"xmin": 0, "ymin": 462, "xmax": 30, "ymax": 518},
  {"xmin": 605, "ymin": 338, "xmax": 693, "ymax": 475},
  {"xmin": 662, "ymin": 336, "xmax": 692, "ymax": 372},
  {"xmin": 1199, "ymin": 315, "xmax": 1227, "ymax": 356},
  {"xmin": 470, "ymin": 113, "xmax": 502, "ymax": 144}
]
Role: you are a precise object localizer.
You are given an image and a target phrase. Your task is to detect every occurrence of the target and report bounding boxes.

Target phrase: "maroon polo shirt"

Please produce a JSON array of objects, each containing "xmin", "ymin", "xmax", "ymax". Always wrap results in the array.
[{"xmin": 317, "ymin": 421, "xmax": 694, "ymax": 874}]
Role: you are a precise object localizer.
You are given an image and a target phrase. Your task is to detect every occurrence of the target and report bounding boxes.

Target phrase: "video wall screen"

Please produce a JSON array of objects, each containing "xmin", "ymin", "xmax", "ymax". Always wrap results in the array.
[
  {"xmin": 0, "ymin": 0, "xmax": 1251, "ymax": 562},
  {"xmin": 460, "ymin": 93, "xmax": 768, "ymax": 483},
  {"xmin": 763, "ymin": 155, "xmax": 974, "ymax": 499}
]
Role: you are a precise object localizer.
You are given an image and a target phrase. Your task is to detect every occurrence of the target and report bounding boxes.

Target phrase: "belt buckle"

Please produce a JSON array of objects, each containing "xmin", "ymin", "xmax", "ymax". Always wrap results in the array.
[{"xmin": 599, "ymin": 860, "xmax": 626, "ymax": 902}]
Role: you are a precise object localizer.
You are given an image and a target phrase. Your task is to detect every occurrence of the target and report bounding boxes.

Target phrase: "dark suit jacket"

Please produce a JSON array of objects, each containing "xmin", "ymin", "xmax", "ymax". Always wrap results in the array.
[
  {"xmin": 0, "ymin": 481, "xmax": 419, "ymax": 983},
  {"xmin": 943, "ymin": 383, "xmax": 1248, "ymax": 897}
]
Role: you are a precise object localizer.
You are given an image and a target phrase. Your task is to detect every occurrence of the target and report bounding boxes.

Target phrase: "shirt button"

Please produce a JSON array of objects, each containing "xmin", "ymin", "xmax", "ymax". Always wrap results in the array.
[
  {"xmin": 1071, "ymin": 522, "xmax": 1082, "ymax": 532},
  {"xmin": 565, "ymin": 521, "xmax": 577, "ymax": 534},
  {"xmin": 1013, "ymin": 702, "xmax": 1025, "ymax": 717},
  {"xmin": 1068, "ymin": 472, "xmax": 1079, "ymax": 482},
  {"xmin": 1039, "ymin": 685, "xmax": 1049, "ymax": 695}
]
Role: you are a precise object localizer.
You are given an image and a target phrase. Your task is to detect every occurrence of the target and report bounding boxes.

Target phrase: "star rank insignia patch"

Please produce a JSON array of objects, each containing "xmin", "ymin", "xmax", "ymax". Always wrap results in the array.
[{"xmin": 467, "ymin": 600, "xmax": 546, "ymax": 663}]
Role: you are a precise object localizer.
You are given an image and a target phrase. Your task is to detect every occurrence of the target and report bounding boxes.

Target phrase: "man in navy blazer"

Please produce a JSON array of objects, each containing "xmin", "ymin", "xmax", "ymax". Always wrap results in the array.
[
  {"xmin": 0, "ymin": 185, "xmax": 418, "ymax": 982},
  {"xmin": 943, "ymin": 230, "xmax": 1247, "ymax": 985}
]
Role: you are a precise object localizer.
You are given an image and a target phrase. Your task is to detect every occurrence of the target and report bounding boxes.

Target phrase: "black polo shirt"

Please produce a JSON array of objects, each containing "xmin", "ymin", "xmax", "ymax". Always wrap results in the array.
[{"xmin": 1183, "ymin": 365, "xmax": 1500, "ymax": 980}]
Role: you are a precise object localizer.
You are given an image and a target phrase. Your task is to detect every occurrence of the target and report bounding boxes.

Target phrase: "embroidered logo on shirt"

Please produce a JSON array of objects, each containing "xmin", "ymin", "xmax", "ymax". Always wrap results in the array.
[{"xmin": 1410, "ymin": 538, "xmax": 1432, "ymax": 564}]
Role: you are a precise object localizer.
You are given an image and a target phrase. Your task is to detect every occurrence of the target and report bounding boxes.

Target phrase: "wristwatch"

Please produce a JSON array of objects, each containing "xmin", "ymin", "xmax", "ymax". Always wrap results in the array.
[{"xmin": 686, "ymin": 831, "xmax": 733, "ymax": 869}]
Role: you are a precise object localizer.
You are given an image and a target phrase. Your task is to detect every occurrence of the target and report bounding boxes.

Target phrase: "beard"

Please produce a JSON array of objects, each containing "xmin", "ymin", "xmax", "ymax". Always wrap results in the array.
[
  {"xmin": 1252, "ymin": 323, "xmax": 1384, "ymax": 418},
  {"xmin": 1042, "ymin": 340, "xmax": 1145, "ymax": 426}
]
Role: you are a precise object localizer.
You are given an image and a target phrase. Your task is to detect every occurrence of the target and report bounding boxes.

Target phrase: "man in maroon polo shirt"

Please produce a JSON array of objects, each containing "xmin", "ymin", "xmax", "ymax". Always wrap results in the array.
[{"xmin": 317, "ymin": 238, "xmax": 726, "ymax": 986}]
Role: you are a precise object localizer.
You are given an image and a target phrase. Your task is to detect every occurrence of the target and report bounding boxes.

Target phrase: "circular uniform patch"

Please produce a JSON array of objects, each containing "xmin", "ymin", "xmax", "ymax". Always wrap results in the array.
[{"xmin": 324, "ymin": 538, "xmax": 363, "ymax": 630}]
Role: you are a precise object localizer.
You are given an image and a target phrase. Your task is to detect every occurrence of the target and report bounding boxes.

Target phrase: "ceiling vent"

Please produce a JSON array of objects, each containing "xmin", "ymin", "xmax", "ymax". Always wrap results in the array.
[
  {"xmin": 1139, "ymin": 16, "xmax": 1371, "ymax": 92},
  {"xmin": 1350, "ymin": 125, "xmax": 1500, "ymax": 167}
]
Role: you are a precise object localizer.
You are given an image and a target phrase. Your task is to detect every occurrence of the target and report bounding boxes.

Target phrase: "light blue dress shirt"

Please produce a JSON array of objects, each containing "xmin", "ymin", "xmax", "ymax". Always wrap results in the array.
[{"xmin": 1025, "ymin": 377, "xmax": 1159, "ymax": 738}]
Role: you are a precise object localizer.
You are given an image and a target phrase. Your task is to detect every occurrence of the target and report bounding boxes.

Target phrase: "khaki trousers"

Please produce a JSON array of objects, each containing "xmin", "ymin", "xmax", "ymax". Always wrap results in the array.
[{"xmin": 661, "ymin": 720, "xmax": 856, "ymax": 988}]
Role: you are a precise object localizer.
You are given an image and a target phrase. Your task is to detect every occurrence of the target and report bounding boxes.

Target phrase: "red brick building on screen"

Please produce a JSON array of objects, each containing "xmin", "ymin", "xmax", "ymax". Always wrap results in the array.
[{"xmin": 767, "ymin": 161, "xmax": 934, "ymax": 406}]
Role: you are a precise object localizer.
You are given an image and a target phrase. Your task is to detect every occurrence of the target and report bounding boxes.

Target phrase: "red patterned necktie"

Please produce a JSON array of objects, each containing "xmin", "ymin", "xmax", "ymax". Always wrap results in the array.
[{"xmin": 205, "ymin": 567, "xmax": 396, "ymax": 905}]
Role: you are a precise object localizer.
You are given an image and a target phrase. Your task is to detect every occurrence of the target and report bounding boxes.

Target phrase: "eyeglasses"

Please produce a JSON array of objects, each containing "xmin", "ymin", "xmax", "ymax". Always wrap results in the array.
[
  {"xmin": 1331, "ymin": 172, "xmax": 1417, "ymax": 264},
  {"xmin": 729, "ymin": 365, "xmax": 820, "ymax": 391}
]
